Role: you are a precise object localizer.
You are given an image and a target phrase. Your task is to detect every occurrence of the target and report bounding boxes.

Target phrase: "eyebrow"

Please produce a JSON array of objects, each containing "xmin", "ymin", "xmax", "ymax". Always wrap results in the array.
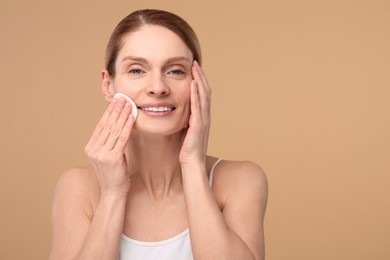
[
  {"xmin": 120, "ymin": 56, "xmax": 147, "ymax": 64},
  {"xmin": 165, "ymin": 56, "xmax": 192, "ymax": 65},
  {"xmin": 120, "ymin": 56, "xmax": 191, "ymax": 66}
]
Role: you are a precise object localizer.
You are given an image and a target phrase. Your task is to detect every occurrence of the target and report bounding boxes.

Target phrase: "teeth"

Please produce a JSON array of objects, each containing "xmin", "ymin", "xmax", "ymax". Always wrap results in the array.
[{"xmin": 142, "ymin": 107, "xmax": 174, "ymax": 112}]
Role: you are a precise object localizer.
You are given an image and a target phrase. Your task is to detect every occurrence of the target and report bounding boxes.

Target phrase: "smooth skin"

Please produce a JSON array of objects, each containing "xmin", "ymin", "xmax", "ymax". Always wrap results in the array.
[{"xmin": 49, "ymin": 25, "xmax": 268, "ymax": 260}]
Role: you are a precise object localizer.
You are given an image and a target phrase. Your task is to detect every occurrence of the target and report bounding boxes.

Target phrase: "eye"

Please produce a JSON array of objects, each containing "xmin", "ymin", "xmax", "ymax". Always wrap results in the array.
[
  {"xmin": 169, "ymin": 69, "xmax": 185, "ymax": 75},
  {"xmin": 129, "ymin": 68, "xmax": 143, "ymax": 75}
]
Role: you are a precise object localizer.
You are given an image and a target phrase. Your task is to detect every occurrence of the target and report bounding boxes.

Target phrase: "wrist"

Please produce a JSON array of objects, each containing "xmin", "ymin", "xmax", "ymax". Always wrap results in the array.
[
  {"xmin": 100, "ymin": 180, "xmax": 131, "ymax": 201},
  {"xmin": 181, "ymin": 163, "xmax": 208, "ymax": 185},
  {"xmin": 100, "ymin": 190, "xmax": 128, "ymax": 204},
  {"xmin": 181, "ymin": 161, "xmax": 206, "ymax": 173},
  {"xmin": 180, "ymin": 156, "xmax": 206, "ymax": 168}
]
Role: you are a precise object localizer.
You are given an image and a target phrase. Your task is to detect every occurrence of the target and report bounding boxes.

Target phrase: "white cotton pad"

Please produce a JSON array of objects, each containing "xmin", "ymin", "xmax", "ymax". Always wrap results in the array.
[{"xmin": 113, "ymin": 93, "xmax": 138, "ymax": 121}]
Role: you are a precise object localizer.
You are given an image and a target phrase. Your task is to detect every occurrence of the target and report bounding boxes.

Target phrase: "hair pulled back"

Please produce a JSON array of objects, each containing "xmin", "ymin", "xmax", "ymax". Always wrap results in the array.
[{"xmin": 105, "ymin": 9, "xmax": 202, "ymax": 77}]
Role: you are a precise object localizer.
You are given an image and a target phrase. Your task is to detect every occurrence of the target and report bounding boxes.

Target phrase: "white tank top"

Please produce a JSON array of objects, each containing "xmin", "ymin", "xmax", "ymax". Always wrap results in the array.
[{"xmin": 119, "ymin": 158, "xmax": 223, "ymax": 260}]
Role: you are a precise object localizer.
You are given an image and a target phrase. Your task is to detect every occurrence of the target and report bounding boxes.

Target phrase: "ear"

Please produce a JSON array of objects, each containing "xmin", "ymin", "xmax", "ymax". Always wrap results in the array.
[{"xmin": 101, "ymin": 69, "xmax": 115, "ymax": 103}]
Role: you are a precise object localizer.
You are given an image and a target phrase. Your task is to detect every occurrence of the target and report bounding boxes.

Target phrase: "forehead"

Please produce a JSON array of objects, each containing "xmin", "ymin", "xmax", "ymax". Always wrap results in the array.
[{"xmin": 117, "ymin": 25, "xmax": 193, "ymax": 64}]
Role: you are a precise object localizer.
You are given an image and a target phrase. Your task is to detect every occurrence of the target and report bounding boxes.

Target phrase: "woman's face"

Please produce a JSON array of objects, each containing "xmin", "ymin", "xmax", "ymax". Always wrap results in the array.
[{"xmin": 109, "ymin": 25, "xmax": 193, "ymax": 135}]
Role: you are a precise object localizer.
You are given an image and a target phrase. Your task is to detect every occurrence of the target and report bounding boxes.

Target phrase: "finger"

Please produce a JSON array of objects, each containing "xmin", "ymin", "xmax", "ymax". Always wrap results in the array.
[
  {"xmin": 85, "ymin": 99, "xmax": 117, "ymax": 151},
  {"xmin": 194, "ymin": 60, "xmax": 211, "ymax": 97},
  {"xmin": 104, "ymin": 101, "xmax": 132, "ymax": 151},
  {"xmin": 197, "ymin": 63, "xmax": 212, "ymax": 118},
  {"xmin": 112, "ymin": 114, "xmax": 135, "ymax": 153},
  {"xmin": 192, "ymin": 62, "xmax": 210, "ymax": 120},
  {"xmin": 189, "ymin": 79, "xmax": 201, "ymax": 125},
  {"xmin": 91, "ymin": 98, "xmax": 127, "ymax": 149}
]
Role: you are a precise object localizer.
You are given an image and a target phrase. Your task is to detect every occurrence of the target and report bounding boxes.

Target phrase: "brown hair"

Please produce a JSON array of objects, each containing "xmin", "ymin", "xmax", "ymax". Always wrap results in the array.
[{"xmin": 105, "ymin": 9, "xmax": 202, "ymax": 77}]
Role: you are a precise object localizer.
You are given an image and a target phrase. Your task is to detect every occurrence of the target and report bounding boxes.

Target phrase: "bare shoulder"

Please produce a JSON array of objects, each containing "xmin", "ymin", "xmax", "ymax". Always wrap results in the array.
[
  {"xmin": 57, "ymin": 165, "xmax": 94, "ymax": 186},
  {"xmin": 209, "ymin": 158, "xmax": 268, "ymax": 209},
  {"xmin": 220, "ymin": 160, "xmax": 267, "ymax": 183},
  {"xmin": 50, "ymin": 166, "xmax": 100, "ymax": 258},
  {"xmin": 55, "ymin": 165, "xmax": 99, "ymax": 195},
  {"xmin": 53, "ymin": 165, "xmax": 100, "ymax": 218},
  {"xmin": 210, "ymin": 158, "xmax": 268, "ymax": 259},
  {"xmin": 212, "ymin": 159, "xmax": 268, "ymax": 192}
]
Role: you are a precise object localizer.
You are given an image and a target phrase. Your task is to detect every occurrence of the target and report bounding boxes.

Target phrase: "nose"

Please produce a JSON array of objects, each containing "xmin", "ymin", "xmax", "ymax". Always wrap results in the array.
[{"xmin": 146, "ymin": 75, "xmax": 170, "ymax": 96}]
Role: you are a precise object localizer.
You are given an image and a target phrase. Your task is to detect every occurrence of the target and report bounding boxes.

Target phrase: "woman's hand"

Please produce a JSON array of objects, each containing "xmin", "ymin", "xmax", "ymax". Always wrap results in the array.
[
  {"xmin": 84, "ymin": 97, "xmax": 134, "ymax": 197},
  {"xmin": 179, "ymin": 61, "xmax": 212, "ymax": 168}
]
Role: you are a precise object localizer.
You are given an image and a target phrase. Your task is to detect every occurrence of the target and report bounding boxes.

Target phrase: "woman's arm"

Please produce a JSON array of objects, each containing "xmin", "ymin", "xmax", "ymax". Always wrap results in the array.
[
  {"xmin": 50, "ymin": 98, "xmax": 134, "ymax": 259},
  {"xmin": 180, "ymin": 61, "xmax": 268, "ymax": 259},
  {"xmin": 49, "ymin": 168, "xmax": 127, "ymax": 260},
  {"xmin": 182, "ymin": 161, "xmax": 268, "ymax": 260}
]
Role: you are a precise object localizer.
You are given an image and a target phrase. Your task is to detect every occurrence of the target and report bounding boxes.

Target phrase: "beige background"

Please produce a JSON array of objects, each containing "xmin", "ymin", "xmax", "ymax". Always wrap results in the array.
[{"xmin": 1, "ymin": 0, "xmax": 389, "ymax": 259}]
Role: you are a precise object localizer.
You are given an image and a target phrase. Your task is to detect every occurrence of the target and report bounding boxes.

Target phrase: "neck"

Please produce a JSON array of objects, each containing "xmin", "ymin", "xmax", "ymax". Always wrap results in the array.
[{"xmin": 126, "ymin": 130, "xmax": 184, "ymax": 200}]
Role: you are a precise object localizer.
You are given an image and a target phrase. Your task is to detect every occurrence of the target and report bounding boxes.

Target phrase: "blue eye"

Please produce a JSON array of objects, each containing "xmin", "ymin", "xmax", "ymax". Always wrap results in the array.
[
  {"xmin": 170, "ymin": 69, "xmax": 185, "ymax": 75},
  {"xmin": 129, "ymin": 69, "xmax": 143, "ymax": 74}
]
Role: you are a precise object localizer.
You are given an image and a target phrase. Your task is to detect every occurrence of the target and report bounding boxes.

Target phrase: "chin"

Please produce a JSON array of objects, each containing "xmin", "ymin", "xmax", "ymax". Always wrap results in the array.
[{"xmin": 133, "ymin": 121, "xmax": 187, "ymax": 136}]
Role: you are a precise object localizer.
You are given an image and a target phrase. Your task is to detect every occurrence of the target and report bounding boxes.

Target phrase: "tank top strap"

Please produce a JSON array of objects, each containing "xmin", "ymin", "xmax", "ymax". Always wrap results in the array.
[{"xmin": 209, "ymin": 158, "xmax": 223, "ymax": 188}]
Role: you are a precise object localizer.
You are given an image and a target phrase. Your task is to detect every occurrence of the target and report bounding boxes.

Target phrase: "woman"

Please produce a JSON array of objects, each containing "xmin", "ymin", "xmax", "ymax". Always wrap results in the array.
[{"xmin": 50, "ymin": 9, "xmax": 268, "ymax": 260}]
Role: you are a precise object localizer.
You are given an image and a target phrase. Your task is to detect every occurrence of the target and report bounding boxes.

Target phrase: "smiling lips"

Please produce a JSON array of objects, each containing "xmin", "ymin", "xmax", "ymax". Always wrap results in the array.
[
  {"xmin": 141, "ymin": 107, "xmax": 175, "ymax": 112},
  {"xmin": 138, "ymin": 103, "xmax": 176, "ymax": 115}
]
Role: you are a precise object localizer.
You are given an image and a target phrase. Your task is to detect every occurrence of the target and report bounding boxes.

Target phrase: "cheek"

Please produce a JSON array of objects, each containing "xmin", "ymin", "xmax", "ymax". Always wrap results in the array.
[
  {"xmin": 182, "ymin": 83, "xmax": 192, "ymax": 111},
  {"xmin": 180, "ymin": 78, "xmax": 192, "ymax": 100},
  {"xmin": 174, "ymin": 82, "xmax": 191, "ymax": 122},
  {"xmin": 113, "ymin": 78, "xmax": 145, "ymax": 98}
]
